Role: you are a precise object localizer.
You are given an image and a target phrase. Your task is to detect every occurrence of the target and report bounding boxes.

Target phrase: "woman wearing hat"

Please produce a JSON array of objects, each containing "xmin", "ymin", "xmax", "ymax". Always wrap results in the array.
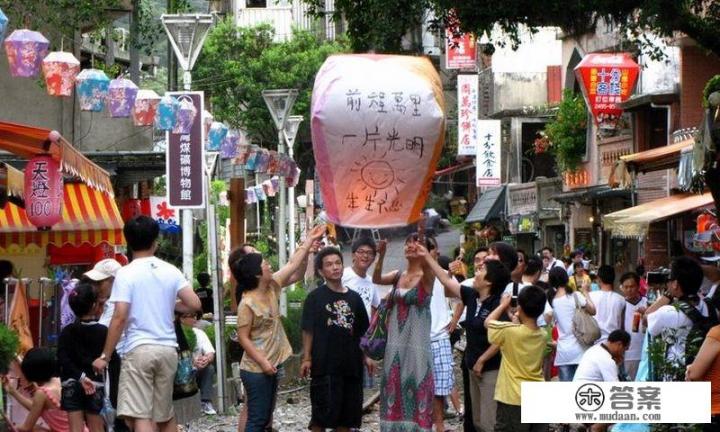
[{"xmin": 234, "ymin": 225, "xmax": 326, "ymax": 432}]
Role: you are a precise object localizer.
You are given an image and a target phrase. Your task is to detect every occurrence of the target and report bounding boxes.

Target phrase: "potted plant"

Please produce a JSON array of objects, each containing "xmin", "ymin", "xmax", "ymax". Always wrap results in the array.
[
  {"xmin": 0, "ymin": 324, "xmax": 19, "ymax": 374},
  {"xmin": 545, "ymin": 89, "xmax": 588, "ymax": 174}
]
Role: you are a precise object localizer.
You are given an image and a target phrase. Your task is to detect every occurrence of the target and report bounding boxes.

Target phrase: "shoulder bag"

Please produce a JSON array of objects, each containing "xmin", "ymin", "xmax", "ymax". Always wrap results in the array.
[
  {"xmin": 572, "ymin": 291, "xmax": 601, "ymax": 347},
  {"xmin": 173, "ymin": 320, "xmax": 199, "ymax": 400},
  {"xmin": 360, "ymin": 274, "xmax": 400, "ymax": 361}
]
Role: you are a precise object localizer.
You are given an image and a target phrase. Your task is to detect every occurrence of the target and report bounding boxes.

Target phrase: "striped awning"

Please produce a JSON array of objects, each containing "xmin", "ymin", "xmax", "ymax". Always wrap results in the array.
[{"xmin": 0, "ymin": 182, "xmax": 125, "ymax": 249}]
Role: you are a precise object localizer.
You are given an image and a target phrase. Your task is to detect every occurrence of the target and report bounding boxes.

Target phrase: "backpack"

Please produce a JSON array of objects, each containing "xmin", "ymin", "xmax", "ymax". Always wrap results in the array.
[{"xmin": 675, "ymin": 300, "xmax": 713, "ymax": 365}]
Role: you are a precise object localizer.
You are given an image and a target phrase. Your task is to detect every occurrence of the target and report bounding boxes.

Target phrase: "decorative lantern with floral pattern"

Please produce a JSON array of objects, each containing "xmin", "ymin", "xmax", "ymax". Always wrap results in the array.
[
  {"xmin": 132, "ymin": 89, "xmax": 161, "ymax": 126},
  {"xmin": 207, "ymin": 122, "xmax": 228, "ymax": 151},
  {"xmin": 0, "ymin": 9, "xmax": 9, "ymax": 43},
  {"xmin": 156, "ymin": 95, "xmax": 179, "ymax": 131},
  {"xmin": 42, "ymin": 52, "xmax": 80, "ymax": 97},
  {"xmin": 108, "ymin": 77, "xmax": 139, "ymax": 118},
  {"xmin": 220, "ymin": 130, "xmax": 240, "ymax": 159},
  {"xmin": 4, "ymin": 29, "xmax": 49, "ymax": 77},
  {"xmin": 76, "ymin": 69, "xmax": 110, "ymax": 112},
  {"xmin": 173, "ymin": 95, "xmax": 198, "ymax": 134}
]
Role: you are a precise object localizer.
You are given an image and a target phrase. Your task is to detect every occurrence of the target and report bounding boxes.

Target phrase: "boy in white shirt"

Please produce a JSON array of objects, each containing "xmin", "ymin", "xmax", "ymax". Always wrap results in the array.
[
  {"xmin": 574, "ymin": 329, "xmax": 630, "ymax": 382},
  {"xmin": 588, "ymin": 265, "xmax": 626, "ymax": 343}
]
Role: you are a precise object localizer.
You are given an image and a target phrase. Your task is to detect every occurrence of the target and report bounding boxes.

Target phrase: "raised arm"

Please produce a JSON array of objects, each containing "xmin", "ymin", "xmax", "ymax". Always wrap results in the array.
[
  {"xmin": 273, "ymin": 225, "xmax": 326, "ymax": 289},
  {"xmin": 686, "ymin": 335, "xmax": 720, "ymax": 381},
  {"xmin": 372, "ymin": 239, "xmax": 399, "ymax": 285},
  {"xmin": 417, "ymin": 244, "xmax": 461, "ymax": 298}
]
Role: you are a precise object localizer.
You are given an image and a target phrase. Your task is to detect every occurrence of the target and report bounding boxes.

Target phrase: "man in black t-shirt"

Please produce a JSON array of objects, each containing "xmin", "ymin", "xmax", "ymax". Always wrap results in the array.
[
  {"xmin": 195, "ymin": 272, "xmax": 214, "ymax": 315},
  {"xmin": 301, "ymin": 247, "xmax": 371, "ymax": 432}
]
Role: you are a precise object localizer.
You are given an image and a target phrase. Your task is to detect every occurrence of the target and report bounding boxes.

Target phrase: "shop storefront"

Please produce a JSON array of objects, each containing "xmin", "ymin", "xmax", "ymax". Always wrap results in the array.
[{"xmin": 507, "ymin": 182, "xmax": 539, "ymax": 253}]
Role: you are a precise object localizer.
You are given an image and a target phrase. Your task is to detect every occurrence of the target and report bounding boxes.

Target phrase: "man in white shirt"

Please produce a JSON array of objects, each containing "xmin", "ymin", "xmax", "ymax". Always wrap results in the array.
[
  {"xmin": 588, "ymin": 265, "xmax": 626, "ymax": 343},
  {"xmin": 92, "ymin": 216, "xmax": 201, "ymax": 432},
  {"xmin": 574, "ymin": 329, "xmax": 630, "ymax": 382},
  {"xmin": 342, "ymin": 237, "xmax": 380, "ymax": 389},
  {"xmin": 541, "ymin": 246, "xmax": 564, "ymax": 278},
  {"xmin": 503, "ymin": 256, "xmax": 553, "ymax": 326},
  {"xmin": 619, "ymin": 272, "xmax": 647, "ymax": 380},
  {"xmin": 566, "ymin": 251, "xmax": 583, "ymax": 277},
  {"xmin": 646, "ymin": 256, "xmax": 708, "ymax": 380}
]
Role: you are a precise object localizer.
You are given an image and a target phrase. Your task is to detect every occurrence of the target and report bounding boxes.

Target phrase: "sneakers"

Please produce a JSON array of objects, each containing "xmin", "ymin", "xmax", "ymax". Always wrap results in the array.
[{"xmin": 201, "ymin": 401, "xmax": 217, "ymax": 415}]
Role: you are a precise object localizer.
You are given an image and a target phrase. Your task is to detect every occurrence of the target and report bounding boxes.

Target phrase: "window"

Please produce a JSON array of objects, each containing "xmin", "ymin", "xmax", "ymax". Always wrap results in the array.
[
  {"xmin": 521, "ymin": 122, "xmax": 558, "ymax": 183},
  {"xmin": 246, "ymin": 0, "xmax": 267, "ymax": 7}
]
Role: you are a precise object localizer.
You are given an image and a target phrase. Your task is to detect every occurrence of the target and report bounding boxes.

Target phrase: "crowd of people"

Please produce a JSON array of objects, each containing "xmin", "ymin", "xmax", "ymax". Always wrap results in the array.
[{"xmin": 3, "ymin": 215, "xmax": 720, "ymax": 432}]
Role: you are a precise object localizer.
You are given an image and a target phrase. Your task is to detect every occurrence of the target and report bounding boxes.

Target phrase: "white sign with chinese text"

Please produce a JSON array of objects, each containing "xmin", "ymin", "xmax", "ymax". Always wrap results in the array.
[
  {"xmin": 457, "ymin": 74, "xmax": 479, "ymax": 156},
  {"xmin": 476, "ymin": 120, "xmax": 501, "ymax": 186}
]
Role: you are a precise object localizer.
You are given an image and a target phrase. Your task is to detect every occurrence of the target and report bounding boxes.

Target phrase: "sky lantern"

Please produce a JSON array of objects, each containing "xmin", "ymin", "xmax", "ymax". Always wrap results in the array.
[
  {"xmin": 108, "ymin": 76, "xmax": 139, "ymax": 118},
  {"xmin": 76, "ymin": 69, "xmax": 110, "ymax": 112},
  {"xmin": 24, "ymin": 154, "xmax": 63, "ymax": 230},
  {"xmin": 4, "ymin": 29, "xmax": 49, "ymax": 78},
  {"xmin": 173, "ymin": 95, "xmax": 198, "ymax": 134},
  {"xmin": 574, "ymin": 52, "xmax": 640, "ymax": 129},
  {"xmin": 0, "ymin": 9, "xmax": 9, "ymax": 43},
  {"xmin": 156, "ymin": 95, "xmax": 179, "ymax": 131},
  {"xmin": 311, "ymin": 54, "xmax": 446, "ymax": 228},
  {"xmin": 132, "ymin": 89, "xmax": 161, "ymax": 126},
  {"xmin": 42, "ymin": 51, "xmax": 80, "ymax": 97},
  {"xmin": 207, "ymin": 121, "xmax": 228, "ymax": 151}
]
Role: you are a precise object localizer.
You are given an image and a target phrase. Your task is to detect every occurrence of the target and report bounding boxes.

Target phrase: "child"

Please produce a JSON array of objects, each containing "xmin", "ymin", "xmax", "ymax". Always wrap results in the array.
[
  {"xmin": 2, "ymin": 348, "xmax": 80, "ymax": 432},
  {"xmin": 485, "ymin": 285, "xmax": 548, "ymax": 432},
  {"xmin": 57, "ymin": 282, "xmax": 108, "ymax": 432}
]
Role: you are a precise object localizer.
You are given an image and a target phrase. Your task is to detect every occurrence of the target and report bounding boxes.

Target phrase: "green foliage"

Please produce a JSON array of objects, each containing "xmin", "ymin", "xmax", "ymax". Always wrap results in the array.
[
  {"xmin": 703, "ymin": 75, "xmax": 720, "ymax": 108},
  {"xmin": 281, "ymin": 287, "xmax": 308, "ymax": 353},
  {"xmin": 0, "ymin": 324, "xmax": 19, "ymax": 374},
  {"xmin": 544, "ymin": 90, "xmax": 587, "ymax": 173},
  {"xmin": 303, "ymin": 0, "xmax": 431, "ymax": 53},
  {"xmin": 429, "ymin": 1, "xmax": 720, "ymax": 61},
  {"xmin": 193, "ymin": 20, "xmax": 348, "ymax": 164},
  {"xmin": 180, "ymin": 323, "xmax": 197, "ymax": 352}
]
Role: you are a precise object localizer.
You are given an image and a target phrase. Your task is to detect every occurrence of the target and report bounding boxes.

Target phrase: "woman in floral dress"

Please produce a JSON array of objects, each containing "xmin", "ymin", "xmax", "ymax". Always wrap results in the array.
[{"xmin": 373, "ymin": 234, "xmax": 436, "ymax": 431}]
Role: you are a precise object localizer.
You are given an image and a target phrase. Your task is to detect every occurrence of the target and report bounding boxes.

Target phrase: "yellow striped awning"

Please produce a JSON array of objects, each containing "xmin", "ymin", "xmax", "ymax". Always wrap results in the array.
[{"xmin": 0, "ymin": 182, "xmax": 125, "ymax": 249}]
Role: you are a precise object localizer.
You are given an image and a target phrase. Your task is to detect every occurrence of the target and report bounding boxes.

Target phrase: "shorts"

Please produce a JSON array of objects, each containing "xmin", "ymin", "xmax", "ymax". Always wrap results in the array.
[
  {"xmin": 117, "ymin": 344, "xmax": 178, "ymax": 422},
  {"xmin": 61, "ymin": 380, "xmax": 104, "ymax": 414},
  {"xmin": 309, "ymin": 375, "xmax": 363, "ymax": 429},
  {"xmin": 431, "ymin": 338, "xmax": 454, "ymax": 396}
]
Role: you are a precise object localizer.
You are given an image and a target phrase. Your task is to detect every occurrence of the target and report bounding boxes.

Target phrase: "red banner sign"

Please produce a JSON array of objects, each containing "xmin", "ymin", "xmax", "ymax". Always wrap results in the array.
[
  {"xmin": 446, "ymin": 30, "xmax": 477, "ymax": 70},
  {"xmin": 574, "ymin": 53, "xmax": 640, "ymax": 129}
]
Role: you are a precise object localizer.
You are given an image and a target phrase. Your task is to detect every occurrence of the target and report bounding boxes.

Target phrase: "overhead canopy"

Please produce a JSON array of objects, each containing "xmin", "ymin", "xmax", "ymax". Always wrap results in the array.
[
  {"xmin": 0, "ymin": 121, "xmax": 114, "ymax": 196},
  {"xmin": 0, "ymin": 162, "xmax": 24, "ymax": 207},
  {"xmin": 0, "ymin": 182, "xmax": 125, "ymax": 250},
  {"xmin": 602, "ymin": 192, "xmax": 713, "ymax": 239},
  {"xmin": 608, "ymin": 138, "xmax": 694, "ymax": 189},
  {"xmin": 466, "ymin": 186, "xmax": 506, "ymax": 224}
]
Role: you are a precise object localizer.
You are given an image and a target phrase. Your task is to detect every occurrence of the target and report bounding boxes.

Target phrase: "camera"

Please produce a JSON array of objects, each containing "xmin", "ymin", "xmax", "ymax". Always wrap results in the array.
[
  {"xmin": 510, "ymin": 295, "xmax": 518, "ymax": 308},
  {"xmin": 646, "ymin": 268, "xmax": 671, "ymax": 285}
]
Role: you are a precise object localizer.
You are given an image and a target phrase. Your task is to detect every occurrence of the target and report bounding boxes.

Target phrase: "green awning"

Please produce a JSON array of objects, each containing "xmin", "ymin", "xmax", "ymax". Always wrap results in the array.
[{"xmin": 466, "ymin": 186, "xmax": 506, "ymax": 223}]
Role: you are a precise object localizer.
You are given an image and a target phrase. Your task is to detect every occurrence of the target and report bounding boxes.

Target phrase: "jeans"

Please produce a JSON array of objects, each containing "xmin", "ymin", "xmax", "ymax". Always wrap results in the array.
[
  {"xmin": 557, "ymin": 364, "xmax": 578, "ymax": 382},
  {"xmin": 197, "ymin": 364, "xmax": 216, "ymax": 401},
  {"xmin": 241, "ymin": 370, "xmax": 278, "ymax": 432}
]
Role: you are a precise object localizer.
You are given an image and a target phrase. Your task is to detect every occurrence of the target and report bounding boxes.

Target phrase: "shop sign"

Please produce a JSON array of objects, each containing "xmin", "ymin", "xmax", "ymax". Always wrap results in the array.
[
  {"xmin": 476, "ymin": 120, "xmax": 501, "ymax": 186},
  {"xmin": 457, "ymin": 74, "xmax": 479, "ymax": 156},
  {"xmin": 167, "ymin": 91, "xmax": 205, "ymax": 208}
]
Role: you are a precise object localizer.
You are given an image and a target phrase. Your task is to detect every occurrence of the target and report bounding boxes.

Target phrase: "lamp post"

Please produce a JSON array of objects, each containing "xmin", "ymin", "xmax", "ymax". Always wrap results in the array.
[
  {"xmin": 262, "ymin": 89, "xmax": 297, "ymax": 316},
  {"xmin": 283, "ymin": 115, "xmax": 303, "ymax": 256}
]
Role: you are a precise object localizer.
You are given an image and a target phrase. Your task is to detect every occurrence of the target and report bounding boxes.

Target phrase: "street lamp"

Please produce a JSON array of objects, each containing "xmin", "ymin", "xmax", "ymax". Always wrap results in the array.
[
  {"xmin": 283, "ymin": 115, "xmax": 303, "ymax": 256},
  {"xmin": 262, "ymin": 89, "xmax": 297, "ymax": 317},
  {"xmin": 161, "ymin": 13, "xmax": 214, "ymax": 91}
]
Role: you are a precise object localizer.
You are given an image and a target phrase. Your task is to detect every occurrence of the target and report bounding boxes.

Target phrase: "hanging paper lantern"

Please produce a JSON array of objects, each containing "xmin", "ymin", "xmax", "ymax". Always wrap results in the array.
[
  {"xmin": 132, "ymin": 89, "xmax": 161, "ymax": 126},
  {"xmin": 76, "ymin": 69, "xmax": 110, "ymax": 112},
  {"xmin": 255, "ymin": 185, "xmax": 266, "ymax": 201},
  {"xmin": 270, "ymin": 176, "xmax": 280, "ymax": 192},
  {"xmin": 245, "ymin": 187, "xmax": 257, "ymax": 204},
  {"xmin": 4, "ymin": 29, "xmax": 49, "ymax": 78},
  {"xmin": 24, "ymin": 154, "xmax": 63, "ymax": 230},
  {"xmin": 221, "ymin": 130, "xmax": 240, "ymax": 159},
  {"xmin": 267, "ymin": 151, "xmax": 279, "ymax": 175},
  {"xmin": 245, "ymin": 145, "xmax": 260, "ymax": 171},
  {"xmin": 262, "ymin": 179, "xmax": 276, "ymax": 197},
  {"xmin": 255, "ymin": 149, "xmax": 270, "ymax": 173},
  {"xmin": 286, "ymin": 161, "xmax": 301, "ymax": 187},
  {"xmin": 0, "ymin": 9, "xmax": 8, "ymax": 43},
  {"xmin": 108, "ymin": 77, "xmax": 139, "ymax": 118},
  {"xmin": 41, "ymin": 52, "xmax": 80, "ymax": 97},
  {"xmin": 574, "ymin": 53, "xmax": 640, "ymax": 129},
  {"xmin": 207, "ymin": 122, "xmax": 228, "ymax": 151},
  {"xmin": 173, "ymin": 95, "xmax": 198, "ymax": 134},
  {"xmin": 311, "ymin": 54, "xmax": 446, "ymax": 228},
  {"xmin": 203, "ymin": 110, "xmax": 214, "ymax": 139},
  {"xmin": 156, "ymin": 95, "xmax": 179, "ymax": 130}
]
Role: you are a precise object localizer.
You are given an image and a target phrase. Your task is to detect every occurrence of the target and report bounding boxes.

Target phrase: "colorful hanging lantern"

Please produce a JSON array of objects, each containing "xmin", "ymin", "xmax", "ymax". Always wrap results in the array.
[
  {"xmin": 245, "ymin": 145, "xmax": 260, "ymax": 171},
  {"xmin": 255, "ymin": 185, "xmax": 266, "ymax": 201},
  {"xmin": 76, "ymin": 69, "xmax": 110, "ymax": 112},
  {"xmin": 108, "ymin": 77, "xmax": 139, "ymax": 118},
  {"xmin": 156, "ymin": 95, "xmax": 179, "ymax": 131},
  {"xmin": 132, "ymin": 89, "xmax": 161, "ymax": 126},
  {"xmin": 207, "ymin": 122, "xmax": 228, "ymax": 151},
  {"xmin": 267, "ymin": 150, "xmax": 279, "ymax": 175},
  {"xmin": 245, "ymin": 187, "xmax": 257, "ymax": 204},
  {"xmin": 270, "ymin": 176, "xmax": 280, "ymax": 192},
  {"xmin": 255, "ymin": 149, "xmax": 270, "ymax": 173},
  {"xmin": 220, "ymin": 130, "xmax": 240, "ymax": 159},
  {"xmin": 203, "ymin": 110, "xmax": 214, "ymax": 138},
  {"xmin": 173, "ymin": 95, "xmax": 198, "ymax": 134},
  {"xmin": 24, "ymin": 154, "xmax": 63, "ymax": 230},
  {"xmin": 574, "ymin": 53, "xmax": 640, "ymax": 129},
  {"xmin": 0, "ymin": 9, "xmax": 9, "ymax": 43},
  {"xmin": 262, "ymin": 179, "xmax": 276, "ymax": 197},
  {"xmin": 41, "ymin": 51, "xmax": 80, "ymax": 97},
  {"xmin": 4, "ymin": 29, "xmax": 49, "ymax": 78}
]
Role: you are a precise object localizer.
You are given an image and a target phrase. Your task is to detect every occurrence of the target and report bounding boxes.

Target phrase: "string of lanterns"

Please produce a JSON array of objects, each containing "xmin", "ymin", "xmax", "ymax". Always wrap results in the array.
[{"xmin": 0, "ymin": 10, "xmax": 302, "ymax": 225}]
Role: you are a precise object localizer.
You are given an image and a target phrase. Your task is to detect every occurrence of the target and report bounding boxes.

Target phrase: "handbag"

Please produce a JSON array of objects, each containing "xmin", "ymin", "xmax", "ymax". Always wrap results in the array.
[
  {"xmin": 173, "ymin": 320, "xmax": 199, "ymax": 400},
  {"xmin": 571, "ymin": 291, "xmax": 601, "ymax": 347},
  {"xmin": 360, "ymin": 278, "xmax": 399, "ymax": 361},
  {"xmin": 100, "ymin": 372, "xmax": 116, "ymax": 431}
]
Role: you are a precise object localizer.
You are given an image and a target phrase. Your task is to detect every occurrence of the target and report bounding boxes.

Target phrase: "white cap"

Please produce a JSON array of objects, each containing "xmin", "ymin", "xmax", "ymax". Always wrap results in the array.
[{"xmin": 84, "ymin": 258, "xmax": 122, "ymax": 281}]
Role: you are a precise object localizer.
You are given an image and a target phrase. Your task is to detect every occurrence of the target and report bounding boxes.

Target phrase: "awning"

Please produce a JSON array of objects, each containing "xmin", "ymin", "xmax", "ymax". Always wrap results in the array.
[
  {"xmin": 0, "ymin": 182, "xmax": 125, "ymax": 250},
  {"xmin": 608, "ymin": 138, "xmax": 694, "ymax": 190},
  {"xmin": 0, "ymin": 121, "xmax": 113, "ymax": 196},
  {"xmin": 602, "ymin": 192, "xmax": 714, "ymax": 239},
  {"xmin": 466, "ymin": 186, "xmax": 506, "ymax": 223},
  {"xmin": 0, "ymin": 162, "xmax": 24, "ymax": 207},
  {"xmin": 552, "ymin": 185, "xmax": 630, "ymax": 204},
  {"xmin": 617, "ymin": 92, "xmax": 678, "ymax": 111}
]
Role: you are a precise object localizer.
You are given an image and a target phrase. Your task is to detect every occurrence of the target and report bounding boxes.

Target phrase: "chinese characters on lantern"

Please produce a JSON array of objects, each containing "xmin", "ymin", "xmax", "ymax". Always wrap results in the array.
[
  {"xmin": 476, "ymin": 120, "xmax": 501, "ymax": 187},
  {"xmin": 457, "ymin": 74, "xmax": 479, "ymax": 156},
  {"xmin": 311, "ymin": 55, "xmax": 446, "ymax": 228},
  {"xmin": 166, "ymin": 91, "xmax": 205, "ymax": 208},
  {"xmin": 24, "ymin": 155, "xmax": 64, "ymax": 229}
]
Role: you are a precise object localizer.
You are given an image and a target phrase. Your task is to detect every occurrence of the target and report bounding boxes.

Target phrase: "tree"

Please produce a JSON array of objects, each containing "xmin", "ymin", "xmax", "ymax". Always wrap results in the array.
[
  {"xmin": 303, "ymin": 0, "xmax": 432, "ymax": 53},
  {"xmin": 193, "ymin": 20, "xmax": 348, "ymax": 169},
  {"xmin": 428, "ymin": 0, "xmax": 720, "ymax": 59}
]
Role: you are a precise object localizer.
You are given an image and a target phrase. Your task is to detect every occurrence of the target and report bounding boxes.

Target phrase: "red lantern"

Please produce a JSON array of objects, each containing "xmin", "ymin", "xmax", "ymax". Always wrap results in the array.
[
  {"xmin": 574, "ymin": 53, "xmax": 640, "ymax": 129},
  {"xmin": 24, "ymin": 155, "xmax": 63, "ymax": 230}
]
